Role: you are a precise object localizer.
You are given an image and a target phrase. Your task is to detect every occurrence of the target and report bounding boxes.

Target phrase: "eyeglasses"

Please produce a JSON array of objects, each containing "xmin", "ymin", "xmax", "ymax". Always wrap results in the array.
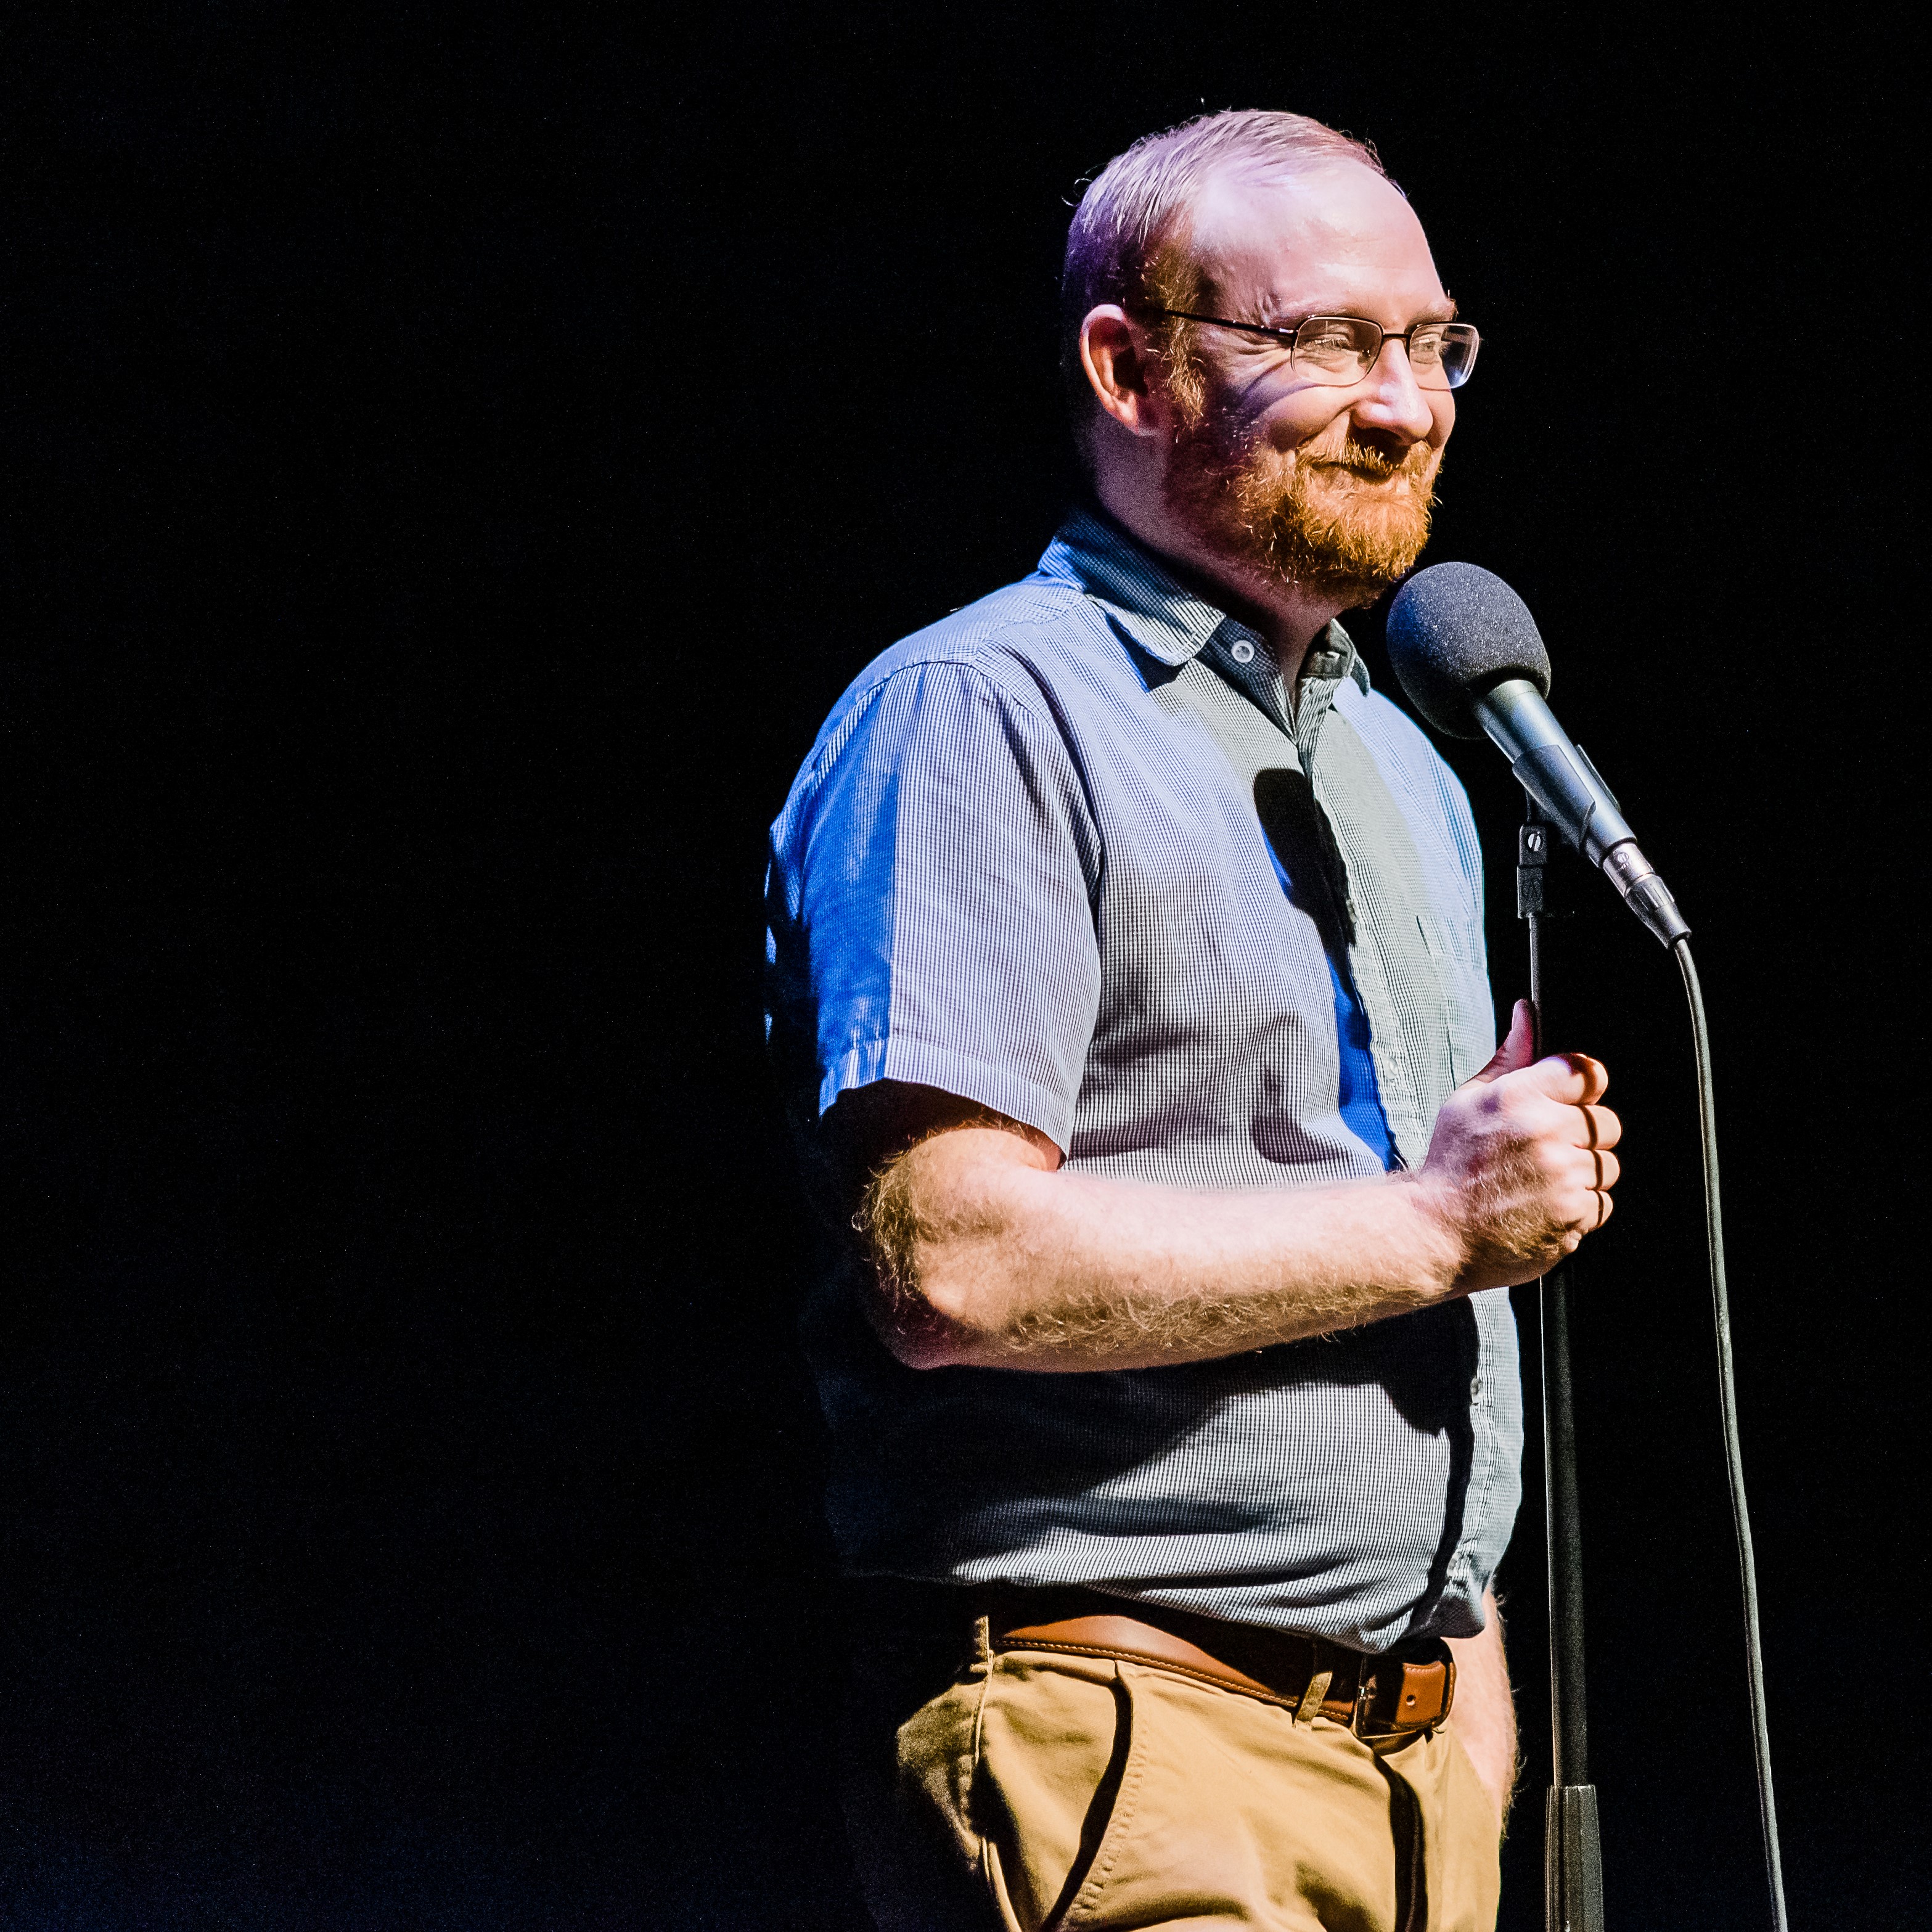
[{"xmin": 1140, "ymin": 307, "xmax": 1481, "ymax": 391}]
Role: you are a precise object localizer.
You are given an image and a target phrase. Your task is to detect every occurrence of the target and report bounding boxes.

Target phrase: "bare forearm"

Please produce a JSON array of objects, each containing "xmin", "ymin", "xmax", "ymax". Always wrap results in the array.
[
  {"xmin": 853, "ymin": 1012, "xmax": 1616, "ymax": 1373},
  {"xmin": 867, "ymin": 1129, "xmax": 1464, "ymax": 1370}
]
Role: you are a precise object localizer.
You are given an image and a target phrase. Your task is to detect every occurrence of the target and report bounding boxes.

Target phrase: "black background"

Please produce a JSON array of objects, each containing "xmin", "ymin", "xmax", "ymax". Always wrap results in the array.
[{"xmin": 6, "ymin": 7, "xmax": 1923, "ymax": 1926}]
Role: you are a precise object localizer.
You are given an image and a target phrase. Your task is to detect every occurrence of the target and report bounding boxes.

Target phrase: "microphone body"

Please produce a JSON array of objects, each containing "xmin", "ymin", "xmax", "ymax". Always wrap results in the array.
[
  {"xmin": 1475, "ymin": 677, "xmax": 1689, "ymax": 948},
  {"xmin": 1384, "ymin": 561, "xmax": 1689, "ymax": 950}
]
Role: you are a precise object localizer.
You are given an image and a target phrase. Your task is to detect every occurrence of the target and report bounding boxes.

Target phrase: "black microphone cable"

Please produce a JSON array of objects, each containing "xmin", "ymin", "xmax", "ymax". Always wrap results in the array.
[{"xmin": 1674, "ymin": 938, "xmax": 1788, "ymax": 1932}]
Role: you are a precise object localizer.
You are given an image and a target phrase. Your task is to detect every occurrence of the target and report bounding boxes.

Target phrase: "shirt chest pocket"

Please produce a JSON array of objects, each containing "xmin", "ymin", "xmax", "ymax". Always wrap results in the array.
[{"xmin": 1415, "ymin": 907, "xmax": 1489, "ymax": 1087}]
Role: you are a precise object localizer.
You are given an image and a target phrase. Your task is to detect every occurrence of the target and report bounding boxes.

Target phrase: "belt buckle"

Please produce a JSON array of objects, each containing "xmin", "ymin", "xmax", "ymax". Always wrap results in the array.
[
  {"xmin": 1348, "ymin": 1658, "xmax": 1375, "ymax": 1737},
  {"xmin": 1351, "ymin": 1646, "xmax": 1452, "ymax": 1737}
]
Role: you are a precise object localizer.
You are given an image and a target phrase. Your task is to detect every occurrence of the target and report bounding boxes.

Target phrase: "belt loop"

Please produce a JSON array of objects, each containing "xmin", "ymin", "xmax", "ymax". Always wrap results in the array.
[{"xmin": 1293, "ymin": 1666, "xmax": 1333, "ymax": 1725}]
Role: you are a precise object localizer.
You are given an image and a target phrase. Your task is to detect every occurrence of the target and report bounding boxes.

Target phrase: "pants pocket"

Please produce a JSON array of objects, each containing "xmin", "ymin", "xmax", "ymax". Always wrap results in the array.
[
  {"xmin": 969, "ymin": 1655, "xmax": 1136, "ymax": 1932},
  {"xmin": 1059, "ymin": 1664, "xmax": 1408, "ymax": 1930}
]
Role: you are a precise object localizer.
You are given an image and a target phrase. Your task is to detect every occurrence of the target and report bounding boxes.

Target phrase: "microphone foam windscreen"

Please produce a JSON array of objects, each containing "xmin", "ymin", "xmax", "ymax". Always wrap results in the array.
[{"xmin": 1385, "ymin": 562, "xmax": 1552, "ymax": 739}]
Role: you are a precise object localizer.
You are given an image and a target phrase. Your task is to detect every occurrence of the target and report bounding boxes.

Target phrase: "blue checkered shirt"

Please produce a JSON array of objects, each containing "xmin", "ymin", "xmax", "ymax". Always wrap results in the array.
[{"xmin": 764, "ymin": 508, "xmax": 1523, "ymax": 1651}]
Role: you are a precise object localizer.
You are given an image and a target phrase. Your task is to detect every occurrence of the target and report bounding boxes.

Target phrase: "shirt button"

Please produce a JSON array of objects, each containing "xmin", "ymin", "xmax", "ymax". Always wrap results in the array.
[
  {"xmin": 1230, "ymin": 639, "xmax": 1256, "ymax": 663},
  {"xmin": 1470, "ymin": 1376, "xmax": 1484, "ymax": 1401}
]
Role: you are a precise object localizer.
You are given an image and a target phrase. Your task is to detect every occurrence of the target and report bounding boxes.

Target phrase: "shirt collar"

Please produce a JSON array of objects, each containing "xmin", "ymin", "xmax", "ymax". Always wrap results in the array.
[{"xmin": 1039, "ymin": 502, "xmax": 1372, "ymax": 695}]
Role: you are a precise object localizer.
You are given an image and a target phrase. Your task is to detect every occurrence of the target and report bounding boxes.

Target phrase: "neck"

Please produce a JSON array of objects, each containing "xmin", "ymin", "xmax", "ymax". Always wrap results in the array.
[{"xmin": 1091, "ymin": 471, "xmax": 1348, "ymax": 687}]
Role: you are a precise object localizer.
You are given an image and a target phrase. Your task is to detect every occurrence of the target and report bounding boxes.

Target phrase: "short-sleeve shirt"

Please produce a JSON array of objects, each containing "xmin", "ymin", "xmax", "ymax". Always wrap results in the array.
[{"xmin": 764, "ymin": 507, "xmax": 1523, "ymax": 1652}]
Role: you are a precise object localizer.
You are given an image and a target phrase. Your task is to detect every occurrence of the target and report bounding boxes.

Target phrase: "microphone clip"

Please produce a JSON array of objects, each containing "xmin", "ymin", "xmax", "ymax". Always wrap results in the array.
[{"xmin": 1516, "ymin": 816, "xmax": 1562, "ymax": 923}]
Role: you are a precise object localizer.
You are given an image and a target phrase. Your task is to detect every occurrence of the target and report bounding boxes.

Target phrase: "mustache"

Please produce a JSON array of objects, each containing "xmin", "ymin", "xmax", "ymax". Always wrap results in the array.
[{"xmin": 1303, "ymin": 436, "xmax": 1435, "ymax": 485}]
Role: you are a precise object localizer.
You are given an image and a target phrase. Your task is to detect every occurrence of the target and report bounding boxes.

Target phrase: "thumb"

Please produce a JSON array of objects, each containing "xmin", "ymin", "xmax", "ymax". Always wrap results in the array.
[{"xmin": 1470, "ymin": 998, "xmax": 1536, "ymax": 1084}]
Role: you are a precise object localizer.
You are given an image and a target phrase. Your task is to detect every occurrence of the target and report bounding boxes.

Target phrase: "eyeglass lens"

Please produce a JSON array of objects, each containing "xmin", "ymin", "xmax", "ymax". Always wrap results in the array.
[{"xmin": 1295, "ymin": 318, "xmax": 1479, "ymax": 391}]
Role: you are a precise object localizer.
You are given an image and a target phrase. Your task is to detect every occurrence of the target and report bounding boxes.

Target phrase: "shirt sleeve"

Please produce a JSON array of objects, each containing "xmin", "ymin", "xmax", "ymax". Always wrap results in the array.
[{"xmin": 766, "ymin": 657, "xmax": 1103, "ymax": 1149}]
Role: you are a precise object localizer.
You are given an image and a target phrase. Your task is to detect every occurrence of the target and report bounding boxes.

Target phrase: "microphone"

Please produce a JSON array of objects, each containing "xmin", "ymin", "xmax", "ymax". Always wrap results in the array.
[{"xmin": 1384, "ymin": 562, "xmax": 1689, "ymax": 949}]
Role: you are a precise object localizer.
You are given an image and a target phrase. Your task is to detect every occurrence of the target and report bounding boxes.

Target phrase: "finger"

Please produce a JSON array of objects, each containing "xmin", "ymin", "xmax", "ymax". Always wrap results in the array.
[
  {"xmin": 1592, "ymin": 1187, "xmax": 1614, "ymax": 1230},
  {"xmin": 1536, "ymin": 1137, "xmax": 1616, "ymax": 1208},
  {"xmin": 1570, "ymin": 1144, "xmax": 1618, "ymax": 1189},
  {"xmin": 1469, "ymin": 999, "xmax": 1536, "ymax": 1084},
  {"xmin": 1563, "ymin": 1054, "xmax": 1609, "ymax": 1103},
  {"xmin": 1517, "ymin": 1050, "xmax": 1610, "ymax": 1106},
  {"xmin": 1576, "ymin": 1103, "xmax": 1621, "ymax": 1150}
]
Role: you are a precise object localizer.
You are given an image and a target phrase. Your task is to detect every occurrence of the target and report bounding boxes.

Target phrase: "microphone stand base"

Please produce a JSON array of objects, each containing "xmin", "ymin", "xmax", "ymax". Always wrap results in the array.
[{"xmin": 1544, "ymin": 1783, "xmax": 1606, "ymax": 1932}]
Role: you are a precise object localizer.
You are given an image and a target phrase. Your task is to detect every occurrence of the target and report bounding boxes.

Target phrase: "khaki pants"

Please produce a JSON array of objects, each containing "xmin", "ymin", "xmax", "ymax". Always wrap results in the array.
[{"xmin": 843, "ymin": 1608, "xmax": 1502, "ymax": 1932}]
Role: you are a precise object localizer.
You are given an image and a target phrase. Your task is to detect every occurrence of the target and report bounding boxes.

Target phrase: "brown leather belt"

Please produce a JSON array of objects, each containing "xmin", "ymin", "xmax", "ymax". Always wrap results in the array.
[{"xmin": 977, "ymin": 1587, "xmax": 1454, "ymax": 1738}]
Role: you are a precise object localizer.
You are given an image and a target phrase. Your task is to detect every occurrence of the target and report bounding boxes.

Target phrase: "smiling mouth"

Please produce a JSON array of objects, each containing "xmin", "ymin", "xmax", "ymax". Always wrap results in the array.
[
  {"xmin": 1300, "ymin": 425, "xmax": 1434, "ymax": 481},
  {"xmin": 1314, "ymin": 459, "xmax": 1420, "ymax": 488}
]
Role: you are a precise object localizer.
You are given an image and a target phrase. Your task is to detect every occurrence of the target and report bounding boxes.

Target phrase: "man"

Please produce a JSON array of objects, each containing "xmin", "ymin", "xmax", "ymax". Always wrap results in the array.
[{"xmin": 765, "ymin": 110, "xmax": 1620, "ymax": 1931}]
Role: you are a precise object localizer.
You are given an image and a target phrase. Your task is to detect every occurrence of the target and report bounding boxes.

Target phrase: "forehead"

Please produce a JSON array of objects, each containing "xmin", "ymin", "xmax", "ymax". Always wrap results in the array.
[{"xmin": 1181, "ymin": 162, "xmax": 1448, "ymax": 323}]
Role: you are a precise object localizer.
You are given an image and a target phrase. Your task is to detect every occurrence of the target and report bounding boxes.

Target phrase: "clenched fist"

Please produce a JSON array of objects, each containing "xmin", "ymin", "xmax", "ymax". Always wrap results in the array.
[{"xmin": 1413, "ymin": 999, "xmax": 1621, "ymax": 1293}]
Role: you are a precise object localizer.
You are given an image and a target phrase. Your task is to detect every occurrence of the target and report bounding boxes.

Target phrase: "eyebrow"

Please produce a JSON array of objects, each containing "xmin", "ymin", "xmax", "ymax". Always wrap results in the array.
[
  {"xmin": 1259, "ymin": 295, "xmax": 1461, "ymax": 327},
  {"xmin": 1251, "ymin": 290, "xmax": 1460, "ymax": 328}
]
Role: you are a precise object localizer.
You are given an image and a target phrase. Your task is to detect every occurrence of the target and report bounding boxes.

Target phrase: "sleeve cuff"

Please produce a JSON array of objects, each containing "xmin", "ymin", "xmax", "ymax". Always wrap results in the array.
[{"xmin": 817, "ymin": 1034, "xmax": 1075, "ymax": 1152}]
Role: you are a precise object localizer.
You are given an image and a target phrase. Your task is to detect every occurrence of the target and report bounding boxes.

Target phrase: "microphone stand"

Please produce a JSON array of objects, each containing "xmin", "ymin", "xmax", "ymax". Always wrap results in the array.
[{"xmin": 1517, "ymin": 797, "xmax": 1607, "ymax": 1932}]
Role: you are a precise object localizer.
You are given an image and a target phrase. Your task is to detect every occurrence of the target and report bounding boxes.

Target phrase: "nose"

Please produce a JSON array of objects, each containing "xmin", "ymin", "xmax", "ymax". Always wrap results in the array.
[{"xmin": 1351, "ymin": 339, "xmax": 1437, "ymax": 443}]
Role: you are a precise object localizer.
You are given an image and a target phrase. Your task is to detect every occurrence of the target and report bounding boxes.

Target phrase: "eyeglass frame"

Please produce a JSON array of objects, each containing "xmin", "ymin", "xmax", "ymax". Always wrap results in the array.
[{"xmin": 1133, "ymin": 305, "xmax": 1481, "ymax": 390}]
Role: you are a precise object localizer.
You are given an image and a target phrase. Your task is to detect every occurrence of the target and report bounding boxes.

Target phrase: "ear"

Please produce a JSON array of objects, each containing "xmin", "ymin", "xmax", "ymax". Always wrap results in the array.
[{"xmin": 1079, "ymin": 306, "xmax": 1164, "ymax": 438}]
